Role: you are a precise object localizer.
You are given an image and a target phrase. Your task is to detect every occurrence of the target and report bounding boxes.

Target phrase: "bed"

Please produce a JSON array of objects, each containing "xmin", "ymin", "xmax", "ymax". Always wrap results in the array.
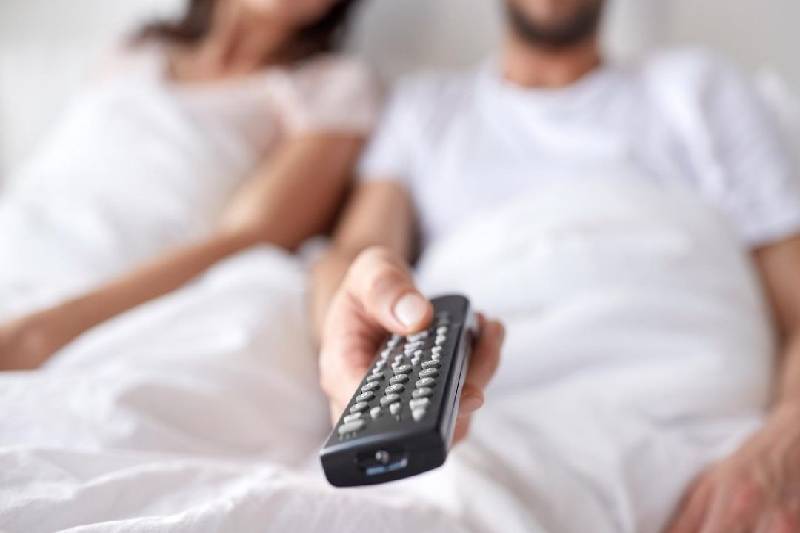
[{"xmin": 1, "ymin": 1, "xmax": 799, "ymax": 532}]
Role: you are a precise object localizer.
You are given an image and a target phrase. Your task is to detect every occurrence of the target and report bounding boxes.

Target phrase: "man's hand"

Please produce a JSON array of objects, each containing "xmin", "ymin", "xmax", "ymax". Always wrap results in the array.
[
  {"xmin": 319, "ymin": 247, "xmax": 505, "ymax": 444},
  {"xmin": 665, "ymin": 402, "xmax": 800, "ymax": 533}
]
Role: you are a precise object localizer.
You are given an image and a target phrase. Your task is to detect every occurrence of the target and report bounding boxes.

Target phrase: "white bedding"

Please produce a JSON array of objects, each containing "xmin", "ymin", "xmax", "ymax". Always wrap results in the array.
[{"xmin": 0, "ymin": 175, "xmax": 776, "ymax": 532}]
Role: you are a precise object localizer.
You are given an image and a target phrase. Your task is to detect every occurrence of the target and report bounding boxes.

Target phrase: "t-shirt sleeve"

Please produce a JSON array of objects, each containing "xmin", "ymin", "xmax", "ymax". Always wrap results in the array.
[
  {"xmin": 273, "ymin": 55, "xmax": 382, "ymax": 136},
  {"xmin": 357, "ymin": 82, "xmax": 419, "ymax": 184},
  {"xmin": 699, "ymin": 56, "xmax": 800, "ymax": 247}
]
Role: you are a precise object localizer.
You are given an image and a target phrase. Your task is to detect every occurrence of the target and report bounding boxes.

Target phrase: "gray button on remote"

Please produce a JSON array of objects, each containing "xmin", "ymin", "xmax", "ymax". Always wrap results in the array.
[
  {"xmin": 409, "ymin": 398, "xmax": 431, "ymax": 410},
  {"xmin": 412, "ymin": 387, "xmax": 433, "ymax": 398},
  {"xmin": 367, "ymin": 374, "xmax": 385, "ymax": 382},
  {"xmin": 361, "ymin": 381, "xmax": 382, "ymax": 392},
  {"xmin": 389, "ymin": 402, "xmax": 401, "ymax": 416},
  {"xmin": 370, "ymin": 407, "xmax": 381, "ymax": 419},
  {"xmin": 343, "ymin": 412, "xmax": 363, "ymax": 423},
  {"xmin": 349, "ymin": 401, "xmax": 369, "ymax": 413},
  {"xmin": 419, "ymin": 368, "xmax": 439, "ymax": 378},
  {"xmin": 389, "ymin": 374, "xmax": 409, "ymax": 384},
  {"xmin": 338, "ymin": 419, "xmax": 366, "ymax": 435},
  {"xmin": 412, "ymin": 408, "xmax": 426, "ymax": 421},
  {"xmin": 380, "ymin": 394, "xmax": 402, "ymax": 406},
  {"xmin": 393, "ymin": 364, "xmax": 412, "ymax": 374},
  {"xmin": 356, "ymin": 391, "xmax": 375, "ymax": 402},
  {"xmin": 385, "ymin": 384, "xmax": 405, "ymax": 394},
  {"xmin": 416, "ymin": 377, "xmax": 436, "ymax": 388},
  {"xmin": 421, "ymin": 360, "xmax": 441, "ymax": 369}
]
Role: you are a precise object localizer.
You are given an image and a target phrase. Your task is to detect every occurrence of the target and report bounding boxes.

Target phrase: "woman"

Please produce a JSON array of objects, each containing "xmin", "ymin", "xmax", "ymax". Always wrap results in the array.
[{"xmin": 0, "ymin": 0, "xmax": 378, "ymax": 370}]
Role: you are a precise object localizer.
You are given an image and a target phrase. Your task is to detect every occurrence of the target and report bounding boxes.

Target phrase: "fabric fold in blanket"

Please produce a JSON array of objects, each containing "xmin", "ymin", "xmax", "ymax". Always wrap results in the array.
[{"xmin": 0, "ymin": 175, "xmax": 774, "ymax": 532}]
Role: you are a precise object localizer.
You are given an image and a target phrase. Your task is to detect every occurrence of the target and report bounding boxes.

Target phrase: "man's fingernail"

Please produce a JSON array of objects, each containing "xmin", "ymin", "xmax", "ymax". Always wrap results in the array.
[
  {"xmin": 393, "ymin": 293, "xmax": 428, "ymax": 328},
  {"xmin": 461, "ymin": 395, "xmax": 483, "ymax": 414}
]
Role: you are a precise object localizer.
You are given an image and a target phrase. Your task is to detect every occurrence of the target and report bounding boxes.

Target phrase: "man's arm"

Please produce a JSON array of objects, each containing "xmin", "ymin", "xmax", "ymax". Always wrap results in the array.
[
  {"xmin": 665, "ymin": 234, "xmax": 800, "ymax": 533},
  {"xmin": 310, "ymin": 180, "xmax": 417, "ymax": 337},
  {"xmin": 0, "ymin": 134, "xmax": 363, "ymax": 370},
  {"xmin": 754, "ymin": 235, "xmax": 800, "ymax": 404}
]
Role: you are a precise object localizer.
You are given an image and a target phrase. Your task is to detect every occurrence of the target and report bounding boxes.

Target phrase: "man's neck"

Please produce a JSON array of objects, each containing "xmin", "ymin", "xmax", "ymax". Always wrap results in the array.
[{"xmin": 502, "ymin": 33, "xmax": 603, "ymax": 89}]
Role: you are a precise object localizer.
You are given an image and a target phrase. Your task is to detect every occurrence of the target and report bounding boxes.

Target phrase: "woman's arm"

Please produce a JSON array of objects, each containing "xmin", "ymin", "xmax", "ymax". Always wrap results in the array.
[
  {"xmin": 310, "ymin": 180, "xmax": 416, "ymax": 337},
  {"xmin": 0, "ymin": 134, "xmax": 363, "ymax": 370}
]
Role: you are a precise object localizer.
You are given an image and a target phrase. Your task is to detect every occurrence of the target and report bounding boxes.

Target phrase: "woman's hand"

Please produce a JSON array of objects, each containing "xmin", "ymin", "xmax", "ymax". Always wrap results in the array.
[
  {"xmin": 0, "ymin": 312, "xmax": 62, "ymax": 370},
  {"xmin": 318, "ymin": 247, "xmax": 505, "ymax": 444},
  {"xmin": 665, "ymin": 402, "xmax": 800, "ymax": 533}
]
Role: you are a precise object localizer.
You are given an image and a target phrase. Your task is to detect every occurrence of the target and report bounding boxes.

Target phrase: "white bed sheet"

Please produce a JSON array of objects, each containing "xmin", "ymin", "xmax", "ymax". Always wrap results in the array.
[{"xmin": 0, "ymin": 173, "xmax": 775, "ymax": 533}]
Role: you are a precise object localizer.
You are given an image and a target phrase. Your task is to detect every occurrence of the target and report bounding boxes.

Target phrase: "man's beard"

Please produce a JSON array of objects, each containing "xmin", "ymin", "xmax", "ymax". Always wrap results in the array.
[{"xmin": 505, "ymin": 1, "xmax": 603, "ymax": 49}]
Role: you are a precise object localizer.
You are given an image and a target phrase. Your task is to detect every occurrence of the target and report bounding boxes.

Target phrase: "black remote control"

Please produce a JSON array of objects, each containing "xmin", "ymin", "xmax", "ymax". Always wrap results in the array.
[{"xmin": 320, "ymin": 294, "xmax": 477, "ymax": 487}]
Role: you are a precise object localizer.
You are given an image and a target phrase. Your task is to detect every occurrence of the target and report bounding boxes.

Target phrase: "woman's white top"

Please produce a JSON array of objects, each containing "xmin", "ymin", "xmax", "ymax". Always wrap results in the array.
[{"xmin": 0, "ymin": 44, "xmax": 379, "ymax": 315}]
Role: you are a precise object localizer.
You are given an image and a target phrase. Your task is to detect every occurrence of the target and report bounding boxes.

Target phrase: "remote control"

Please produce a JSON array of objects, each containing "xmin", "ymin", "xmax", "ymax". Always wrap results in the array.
[{"xmin": 320, "ymin": 294, "xmax": 477, "ymax": 487}]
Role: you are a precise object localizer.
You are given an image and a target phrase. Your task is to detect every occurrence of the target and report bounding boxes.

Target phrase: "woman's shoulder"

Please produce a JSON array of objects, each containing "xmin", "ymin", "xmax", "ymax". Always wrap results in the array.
[
  {"xmin": 271, "ymin": 54, "xmax": 384, "ymax": 135},
  {"xmin": 281, "ymin": 54, "xmax": 380, "ymax": 94}
]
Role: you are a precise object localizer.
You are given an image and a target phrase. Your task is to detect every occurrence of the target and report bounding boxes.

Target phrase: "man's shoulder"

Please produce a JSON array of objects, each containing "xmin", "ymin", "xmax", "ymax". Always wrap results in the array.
[{"xmin": 638, "ymin": 46, "xmax": 749, "ymax": 91}]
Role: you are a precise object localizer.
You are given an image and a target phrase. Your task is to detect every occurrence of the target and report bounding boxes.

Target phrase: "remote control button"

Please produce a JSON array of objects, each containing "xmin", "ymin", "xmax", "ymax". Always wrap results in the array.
[
  {"xmin": 421, "ymin": 360, "xmax": 441, "ymax": 369},
  {"xmin": 436, "ymin": 326, "xmax": 448, "ymax": 335},
  {"xmin": 412, "ymin": 387, "xmax": 434, "ymax": 398},
  {"xmin": 343, "ymin": 412, "xmax": 363, "ymax": 423},
  {"xmin": 389, "ymin": 374, "xmax": 409, "ymax": 384},
  {"xmin": 412, "ymin": 408, "xmax": 427, "ymax": 421},
  {"xmin": 393, "ymin": 364, "xmax": 412, "ymax": 374},
  {"xmin": 385, "ymin": 384, "xmax": 406, "ymax": 394},
  {"xmin": 389, "ymin": 402, "xmax": 401, "ymax": 416},
  {"xmin": 388, "ymin": 334, "xmax": 401, "ymax": 346},
  {"xmin": 338, "ymin": 419, "xmax": 366, "ymax": 435},
  {"xmin": 413, "ymin": 350, "xmax": 424, "ymax": 358},
  {"xmin": 419, "ymin": 368, "xmax": 440, "ymax": 378},
  {"xmin": 431, "ymin": 353, "xmax": 441, "ymax": 362},
  {"xmin": 380, "ymin": 348, "xmax": 392, "ymax": 358},
  {"xmin": 431, "ymin": 346, "xmax": 443, "ymax": 354},
  {"xmin": 350, "ymin": 402, "xmax": 369, "ymax": 413},
  {"xmin": 410, "ymin": 357, "xmax": 420, "ymax": 366},
  {"xmin": 416, "ymin": 377, "xmax": 436, "ymax": 388},
  {"xmin": 356, "ymin": 391, "xmax": 375, "ymax": 402},
  {"xmin": 361, "ymin": 381, "xmax": 382, "ymax": 392},
  {"xmin": 374, "ymin": 361, "xmax": 386, "ymax": 371},
  {"xmin": 410, "ymin": 398, "xmax": 431, "ymax": 410},
  {"xmin": 435, "ymin": 335, "xmax": 447, "ymax": 345},
  {"xmin": 367, "ymin": 374, "xmax": 385, "ymax": 382},
  {"xmin": 380, "ymin": 394, "xmax": 402, "ymax": 406},
  {"xmin": 370, "ymin": 407, "xmax": 381, "ymax": 419}
]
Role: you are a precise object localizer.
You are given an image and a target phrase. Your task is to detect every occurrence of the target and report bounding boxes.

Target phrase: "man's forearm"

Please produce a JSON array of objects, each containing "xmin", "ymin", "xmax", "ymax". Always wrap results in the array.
[
  {"xmin": 776, "ymin": 331, "xmax": 800, "ymax": 406},
  {"xmin": 311, "ymin": 249, "xmax": 359, "ymax": 340}
]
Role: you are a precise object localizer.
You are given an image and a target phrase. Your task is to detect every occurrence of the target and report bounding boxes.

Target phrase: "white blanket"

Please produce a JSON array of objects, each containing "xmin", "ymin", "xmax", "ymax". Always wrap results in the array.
[{"xmin": 0, "ymin": 176, "xmax": 775, "ymax": 533}]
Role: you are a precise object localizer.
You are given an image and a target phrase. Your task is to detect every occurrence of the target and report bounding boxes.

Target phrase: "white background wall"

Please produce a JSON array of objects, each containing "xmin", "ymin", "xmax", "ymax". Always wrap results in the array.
[
  {"xmin": 0, "ymin": 0, "xmax": 797, "ymax": 178},
  {"xmin": 667, "ymin": 0, "xmax": 800, "ymax": 91}
]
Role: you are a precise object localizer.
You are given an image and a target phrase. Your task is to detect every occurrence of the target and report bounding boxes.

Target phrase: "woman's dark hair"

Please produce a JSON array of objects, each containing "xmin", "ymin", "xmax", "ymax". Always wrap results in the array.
[{"xmin": 136, "ymin": 0, "xmax": 363, "ymax": 64}]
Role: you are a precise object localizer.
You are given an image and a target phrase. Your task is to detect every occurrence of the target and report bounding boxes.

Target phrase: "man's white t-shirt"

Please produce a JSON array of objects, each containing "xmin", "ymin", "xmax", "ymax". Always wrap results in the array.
[{"xmin": 359, "ymin": 49, "xmax": 800, "ymax": 249}]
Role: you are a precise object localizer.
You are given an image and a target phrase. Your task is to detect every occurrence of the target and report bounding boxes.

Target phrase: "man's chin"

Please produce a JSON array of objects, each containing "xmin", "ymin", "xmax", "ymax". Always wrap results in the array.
[{"xmin": 505, "ymin": 1, "xmax": 604, "ymax": 49}]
